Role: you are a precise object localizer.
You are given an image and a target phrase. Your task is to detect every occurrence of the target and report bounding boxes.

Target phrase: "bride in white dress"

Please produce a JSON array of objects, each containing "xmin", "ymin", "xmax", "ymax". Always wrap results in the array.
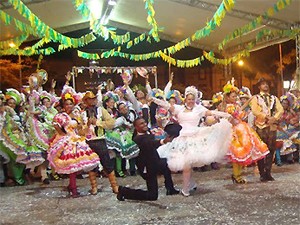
[{"xmin": 154, "ymin": 86, "xmax": 232, "ymax": 196}]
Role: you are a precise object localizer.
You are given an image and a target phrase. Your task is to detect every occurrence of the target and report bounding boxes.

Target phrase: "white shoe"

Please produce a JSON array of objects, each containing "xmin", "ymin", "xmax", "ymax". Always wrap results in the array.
[{"xmin": 181, "ymin": 189, "xmax": 190, "ymax": 197}]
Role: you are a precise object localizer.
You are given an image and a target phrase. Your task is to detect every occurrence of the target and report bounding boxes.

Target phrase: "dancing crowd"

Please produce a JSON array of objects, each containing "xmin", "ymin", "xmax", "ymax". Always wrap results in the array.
[{"xmin": 0, "ymin": 69, "xmax": 299, "ymax": 201}]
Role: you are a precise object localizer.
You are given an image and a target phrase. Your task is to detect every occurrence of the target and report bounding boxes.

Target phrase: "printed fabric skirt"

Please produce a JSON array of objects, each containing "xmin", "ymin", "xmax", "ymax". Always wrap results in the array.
[
  {"xmin": 1, "ymin": 119, "xmax": 44, "ymax": 168},
  {"xmin": 106, "ymin": 129, "xmax": 140, "ymax": 159},
  {"xmin": 228, "ymin": 121, "xmax": 269, "ymax": 165},
  {"xmin": 48, "ymin": 135, "xmax": 100, "ymax": 174}
]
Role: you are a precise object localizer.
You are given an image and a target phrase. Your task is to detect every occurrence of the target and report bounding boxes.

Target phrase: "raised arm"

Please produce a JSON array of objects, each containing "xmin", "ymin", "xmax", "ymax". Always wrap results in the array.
[
  {"xmin": 164, "ymin": 73, "xmax": 173, "ymax": 100},
  {"xmin": 152, "ymin": 97, "xmax": 170, "ymax": 110},
  {"xmin": 145, "ymin": 76, "xmax": 153, "ymax": 97},
  {"xmin": 124, "ymin": 82, "xmax": 141, "ymax": 114},
  {"xmin": 96, "ymin": 85, "xmax": 103, "ymax": 107}
]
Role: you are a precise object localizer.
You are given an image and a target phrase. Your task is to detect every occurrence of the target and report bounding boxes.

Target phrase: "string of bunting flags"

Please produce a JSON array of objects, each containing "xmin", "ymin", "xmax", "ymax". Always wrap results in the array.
[
  {"xmin": 71, "ymin": 65, "xmax": 158, "ymax": 89},
  {"xmin": 72, "ymin": 66, "xmax": 157, "ymax": 77},
  {"xmin": 82, "ymin": 0, "xmax": 235, "ymax": 63},
  {"xmin": 0, "ymin": 0, "xmax": 235, "ymax": 58},
  {"xmin": 76, "ymin": 27, "xmax": 299, "ymax": 67}
]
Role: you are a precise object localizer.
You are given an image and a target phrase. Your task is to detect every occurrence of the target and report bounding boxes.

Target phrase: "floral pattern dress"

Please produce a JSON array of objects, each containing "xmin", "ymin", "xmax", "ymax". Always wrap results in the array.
[
  {"xmin": 225, "ymin": 104, "xmax": 269, "ymax": 165},
  {"xmin": 48, "ymin": 113, "xmax": 100, "ymax": 174},
  {"xmin": 106, "ymin": 110, "xmax": 140, "ymax": 159}
]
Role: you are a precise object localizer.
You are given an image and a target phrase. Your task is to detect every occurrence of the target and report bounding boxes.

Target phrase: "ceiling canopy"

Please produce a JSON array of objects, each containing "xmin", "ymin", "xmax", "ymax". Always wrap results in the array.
[{"xmin": 0, "ymin": 0, "xmax": 299, "ymax": 67}]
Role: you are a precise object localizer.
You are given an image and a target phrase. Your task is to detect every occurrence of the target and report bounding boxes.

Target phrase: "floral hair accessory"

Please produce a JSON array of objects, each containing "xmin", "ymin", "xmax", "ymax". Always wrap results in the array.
[
  {"xmin": 223, "ymin": 77, "xmax": 239, "ymax": 94},
  {"xmin": 166, "ymin": 90, "xmax": 183, "ymax": 104},
  {"xmin": 152, "ymin": 88, "xmax": 164, "ymax": 98},
  {"xmin": 184, "ymin": 86, "xmax": 198, "ymax": 98},
  {"xmin": 239, "ymin": 86, "xmax": 252, "ymax": 99},
  {"xmin": 40, "ymin": 91, "xmax": 60, "ymax": 105},
  {"xmin": 212, "ymin": 92, "xmax": 223, "ymax": 103},
  {"xmin": 280, "ymin": 92, "xmax": 295, "ymax": 106},
  {"xmin": 103, "ymin": 91, "xmax": 119, "ymax": 103},
  {"xmin": 61, "ymin": 85, "xmax": 81, "ymax": 105}
]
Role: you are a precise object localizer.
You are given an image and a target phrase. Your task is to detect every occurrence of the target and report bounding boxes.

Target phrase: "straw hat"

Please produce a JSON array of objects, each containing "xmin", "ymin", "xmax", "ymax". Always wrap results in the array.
[{"xmin": 82, "ymin": 91, "xmax": 96, "ymax": 102}]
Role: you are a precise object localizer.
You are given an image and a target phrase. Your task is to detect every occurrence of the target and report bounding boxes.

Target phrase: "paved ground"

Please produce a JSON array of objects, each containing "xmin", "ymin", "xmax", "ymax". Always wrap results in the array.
[{"xmin": 0, "ymin": 163, "xmax": 299, "ymax": 225}]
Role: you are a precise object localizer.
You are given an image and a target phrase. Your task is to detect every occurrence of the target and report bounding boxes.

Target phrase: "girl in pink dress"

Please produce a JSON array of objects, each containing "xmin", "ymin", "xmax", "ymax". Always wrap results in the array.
[{"xmin": 48, "ymin": 86, "xmax": 100, "ymax": 197}]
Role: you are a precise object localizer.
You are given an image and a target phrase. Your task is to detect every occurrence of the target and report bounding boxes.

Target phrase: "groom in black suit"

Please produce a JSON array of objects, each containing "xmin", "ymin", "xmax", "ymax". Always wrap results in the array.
[{"xmin": 117, "ymin": 118, "xmax": 179, "ymax": 201}]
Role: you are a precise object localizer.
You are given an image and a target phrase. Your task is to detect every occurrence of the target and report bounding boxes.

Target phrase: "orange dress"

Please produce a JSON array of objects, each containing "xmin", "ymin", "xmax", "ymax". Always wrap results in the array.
[{"xmin": 226, "ymin": 104, "xmax": 269, "ymax": 165}]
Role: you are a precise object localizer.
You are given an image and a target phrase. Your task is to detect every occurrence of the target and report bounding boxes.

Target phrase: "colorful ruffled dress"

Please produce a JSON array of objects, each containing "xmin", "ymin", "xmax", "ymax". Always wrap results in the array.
[
  {"xmin": 276, "ymin": 111, "xmax": 299, "ymax": 155},
  {"xmin": 225, "ymin": 104, "xmax": 269, "ymax": 165},
  {"xmin": 26, "ymin": 104, "xmax": 57, "ymax": 151},
  {"xmin": 18, "ymin": 101, "xmax": 46, "ymax": 168},
  {"xmin": 0, "ymin": 110, "xmax": 10, "ymax": 164},
  {"xmin": 48, "ymin": 112, "xmax": 100, "ymax": 174},
  {"xmin": 157, "ymin": 104, "xmax": 232, "ymax": 171},
  {"xmin": 0, "ymin": 107, "xmax": 32, "ymax": 165},
  {"xmin": 106, "ymin": 113, "xmax": 140, "ymax": 159}
]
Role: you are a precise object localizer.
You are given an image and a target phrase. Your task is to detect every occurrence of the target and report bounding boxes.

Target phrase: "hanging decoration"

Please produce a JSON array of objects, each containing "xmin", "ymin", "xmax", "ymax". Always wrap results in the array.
[
  {"xmin": 6, "ymin": 0, "xmax": 131, "ymax": 51},
  {"xmin": 218, "ymin": 0, "xmax": 292, "ymax": 50},
  {"xmin": 0, "ymin": 0, "xmax": 297, "ymax": 68},
  {"xmin": 166, "ymin": 0, "xmax": 236, "ymax": 55},
  {"xmin": 72, "ymin": 0, "xmax": 149, "ymax": 49},
  {"xmin": 0, "ymin": 47, "xmax": 55, "ymax": 56},
  {"xmin": 7, "ymin": 0, "xmax": 97, "ymax": 50},
  {"xmin": 1, "ymin": 0, "xmax": 234, "ymax": 58},
  {"xmin": 0, "ymin": 34, "xmax": 28, "ymax": 49},
  {"xmin": 77, "ymin": 50, "xmax": 100, "ymax": 60},
  {"xmin": 78, "ymin": 0, "xmax": 236, "ymax": 63},
  {"xmin": 0, "ymin": 10, "xmax": 40, "ymax": 38},
  {"xmin": 77, "ymin": 25, "xmax": 299, "ymax": 68},
  {"xmin": 73, "ymin": 0, "xmax": 90, "ymax": 19},
  {"xmin": 144, "ymin": 0, "xmax": 163, "ymax": 42},
  {"xmin": 37, "ymin": 54, "xmax": 43, "ymax": 70},
  {"xmin": 72, "ymin": 0, "xmax": 132, "ymax": 45},
  {"xmin": 203, "ymin": 50, "xmax": 250, "ymax": 65}
]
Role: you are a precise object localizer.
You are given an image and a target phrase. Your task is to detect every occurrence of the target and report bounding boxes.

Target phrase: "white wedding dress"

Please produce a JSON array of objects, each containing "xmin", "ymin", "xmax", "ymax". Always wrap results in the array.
[{"xmin": 157, "ymin": 104, "xmax": 232, "ymax": 171}]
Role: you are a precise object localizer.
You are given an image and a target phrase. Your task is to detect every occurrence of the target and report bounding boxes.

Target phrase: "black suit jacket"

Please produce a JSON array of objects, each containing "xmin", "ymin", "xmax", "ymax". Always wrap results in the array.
[{"xmin": 133, "ymin": 133, "xmax": 162, "ymax": 177}]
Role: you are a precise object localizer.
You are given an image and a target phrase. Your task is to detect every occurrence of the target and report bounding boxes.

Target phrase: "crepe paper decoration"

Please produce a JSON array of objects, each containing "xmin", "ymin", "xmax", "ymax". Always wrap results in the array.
[
  {"xmin": 88, "ymin": 0, "xmax": 235, "ymax": 61},
  {"xmin": 0, "ymin": 47, "xmax": 55, "ymax": 56},
  {"xmin": 203, "ymin": 50, "xmax": 250, "ymax": 65},
  {"xmin": 0, "ymin": 34, "xmax": 28, "ymax": 49},
  {"xmin": 144, "ymin": 0, "xmax": 163, "ymax": 42},
  {"xmin": 218, "ymin": 0, "xmax": 292, "ymax": 50},
  {"xmin": 7, "ymin": 0, "xmax": 98, "ymax": 50},
  {"xmin": 77, "ymin": 50, "xmax": 100, "ymax": 60},
  {"xmin": 73, "ymin": 0, "xmax": 133, "ymax": 45},
  {"xmin": 0, "ymin": 10, "xmax": 41, "ymax": 38},
  {"xmin": 7, "ymin": 0, "xmax": 130, "ymax": 50},
  {"xmin": 73, "ymin": 0, "xmax": 90, "ymax": 19}
]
